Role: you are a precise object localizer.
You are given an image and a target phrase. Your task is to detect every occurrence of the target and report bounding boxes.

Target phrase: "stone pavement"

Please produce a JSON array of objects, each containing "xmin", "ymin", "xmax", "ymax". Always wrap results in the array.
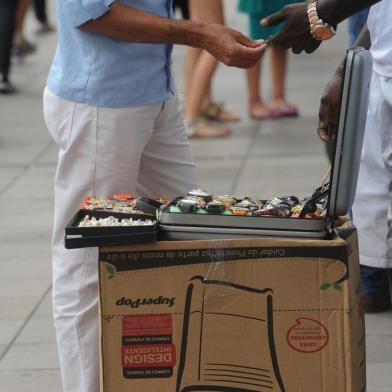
[{"xmin": 0, "ymin": 2, "xmax": 391, "ymax": 391}]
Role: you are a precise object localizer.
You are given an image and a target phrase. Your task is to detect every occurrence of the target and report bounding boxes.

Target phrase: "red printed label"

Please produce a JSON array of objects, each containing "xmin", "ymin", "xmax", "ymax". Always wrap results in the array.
[
  {"xmin": 122, "ymin": 314, "xmax": 173, "ymax": 336},
  {"xmin": 121, "ymin": 314, "xmax": 176, "ymax": 379},
  {"xmin": 287, "ymin": 318, "xmax": 329, "ymax": 353}
]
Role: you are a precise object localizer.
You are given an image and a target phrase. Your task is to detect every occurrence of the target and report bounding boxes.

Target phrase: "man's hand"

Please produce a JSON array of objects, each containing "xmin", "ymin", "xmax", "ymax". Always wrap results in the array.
[
  {"xmin": 202, "ymin": 24, "xmax": 267, "ymax": 68},
  {"xmin": 318, "ymin": 65, "xmax": 344, "ymax": 142},
  {"xmin": 260, "ymin": 0, "xmax": 380, "ymax": 54},
  {"xmin": 260, "ymin": 3, "xmax": 320, "ymax": 54}
]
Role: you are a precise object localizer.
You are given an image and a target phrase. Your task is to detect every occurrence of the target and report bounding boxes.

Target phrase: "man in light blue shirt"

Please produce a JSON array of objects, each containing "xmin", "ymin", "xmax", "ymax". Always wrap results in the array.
[
  {"xmin": 47, "ymin": 0, "xmax": 264, "ymax": 108},
  {"xmin": 44, "ymin": 2, "xmax": 266, "ymax": 392}
]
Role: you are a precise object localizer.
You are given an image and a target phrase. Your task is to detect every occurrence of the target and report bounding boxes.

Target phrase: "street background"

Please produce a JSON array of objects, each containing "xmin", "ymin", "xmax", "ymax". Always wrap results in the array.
[{"xmin": 0, "ymin": 1, "xmax": 391, "ymax": 391}]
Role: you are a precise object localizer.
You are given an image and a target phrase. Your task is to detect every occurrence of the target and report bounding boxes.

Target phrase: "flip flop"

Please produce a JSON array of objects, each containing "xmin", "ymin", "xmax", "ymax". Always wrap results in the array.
[{"xmin": 273, "ymin": 105, "xmax": 299, "ymax": 118}]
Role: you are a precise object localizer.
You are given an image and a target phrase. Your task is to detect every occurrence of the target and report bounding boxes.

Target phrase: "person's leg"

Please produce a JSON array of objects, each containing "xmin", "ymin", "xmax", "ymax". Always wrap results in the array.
[
  {"xmin": 182, "ymin": 0, "xmax": 209, "ymax": 118},
  {"xmin": 14, "ymin": 0, "xmax": 36, "ymax": 56},
  {"xmin": 136, "ymin": 95, "xmax": 199, "ymax": 197},
  {"xmin": 33, "ymin": 0, "xmax": 47, "ymax": 24},
  {"xmin": 43, "ymin": 87, "xmax": 165, "ymax": 392},
  {"xmin": 195, "ymin": 0, "xmax": 239, "ymax": 123},
  {"xmin": 0, "ymin": 0, "xmax": 18, "ymax": 91},
  {"xmin": 388, "ymin": 269, "xmax": 392, "ymax": 304},
  {"xmin": 184, "ymin": 46, "xmax": 202, "ymax": 106},
  {"xmin": 184, "ymin": 0, "xmax": 231, "ymax": 137},
  {"xmin": 245, "ymin": 59, "xmax": 275, "ymax": 119},
  {"xmin": 244, "ymin": 14, "xmax": 274, "ymax": 120},
  {"xmin": 352, "ymin": 73, "xmax": 391, "ymax": 313},
  {"xmin": 269, "ymin": 45, "xmax": 298, "ymax": 117},
  {"xmin": 360, "ymin": 266, "xmax": 390, "ymax": 313},
  {"xmin": 184, "ymin": 50, "xmax": 217, "ymax": 120},
  {"xmin": 15, "ymin": 0, "xmax": 30, "ymax": 40},
  {"xmin": 33, "ymin": 0, "xmax": 54, "ymax": 32},
  {"xmin": 181, "ymin": 0, "xmax": 190, "ymax": 20}
]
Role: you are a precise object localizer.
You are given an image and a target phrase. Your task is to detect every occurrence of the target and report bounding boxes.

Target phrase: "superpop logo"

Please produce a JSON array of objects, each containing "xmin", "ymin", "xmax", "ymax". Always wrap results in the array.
[{"xmin": 116, "ymin": 296, "xmax": 176, "ymax": 308}]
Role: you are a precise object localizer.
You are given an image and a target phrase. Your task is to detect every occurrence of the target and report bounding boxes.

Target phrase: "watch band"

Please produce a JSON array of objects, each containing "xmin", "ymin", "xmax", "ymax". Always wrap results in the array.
[
  {"xmin": 307, "ymin": 0, "xmax": 336, "ymax": 41},
  {"xmin": 307, "ymin": 0, "xmax": 320, "ymax": 35}
]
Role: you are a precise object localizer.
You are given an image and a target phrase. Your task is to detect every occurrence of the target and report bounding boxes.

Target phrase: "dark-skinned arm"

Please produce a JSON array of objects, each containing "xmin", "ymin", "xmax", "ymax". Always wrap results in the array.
[
  {"xmin": 318, "ymin": 0, "xmax": 379, "ymax": 26},
  {"xmin": 81, "ymin": 2, "xmax": 266, "ymax": 69},
  {"xmin": 261, "ymin": 0, "xmax": 379, "ymax": 54},
  {"xmin": 318, "ymin": 25, "xmax": 371, "ymax": 142}
]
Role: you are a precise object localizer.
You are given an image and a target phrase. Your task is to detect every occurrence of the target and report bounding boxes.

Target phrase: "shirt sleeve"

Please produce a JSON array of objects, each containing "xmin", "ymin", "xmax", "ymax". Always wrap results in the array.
[{"xmin": 63, "ymin": 0, "xmax": 115, "ymax": 28}]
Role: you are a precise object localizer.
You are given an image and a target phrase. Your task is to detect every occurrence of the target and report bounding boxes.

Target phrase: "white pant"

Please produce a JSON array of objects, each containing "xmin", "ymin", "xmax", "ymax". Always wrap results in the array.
[
  {"xmin": 352, "ymin": 72, "xmax": 392, "ymax": 269},
  {"xmin": 43, "ymin": 88, "xmax": 198, "ymax": 392}
]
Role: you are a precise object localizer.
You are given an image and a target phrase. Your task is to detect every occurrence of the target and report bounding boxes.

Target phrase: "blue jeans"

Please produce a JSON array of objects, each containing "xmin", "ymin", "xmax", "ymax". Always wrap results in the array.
[
  {"xmin": 361, "ymin": 265, "xmax": 391, "ymax": 300},
  {"xmin": 348, "ymin": 9, "xmax": 370, "ymax": 46}
]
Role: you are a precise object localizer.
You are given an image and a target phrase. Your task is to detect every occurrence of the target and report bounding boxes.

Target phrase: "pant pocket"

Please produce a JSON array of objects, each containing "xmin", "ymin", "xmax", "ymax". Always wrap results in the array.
[{"xmin": 43, "ymin": 87, "xmax": 76, "ymax": 150}]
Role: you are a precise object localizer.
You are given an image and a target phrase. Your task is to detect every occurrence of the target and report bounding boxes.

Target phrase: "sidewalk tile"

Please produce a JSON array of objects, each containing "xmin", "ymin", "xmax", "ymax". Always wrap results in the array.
[
  {"xmin": 0, "ymin": 320, "xmax": 24, "ymax": 345},
  {"xmin": 0, "ymin": 343, "xmax": 59, "ymax": 370},
  {"xmin": 0, "ymin": 369, "xmax": 62, "ymax": 392}
]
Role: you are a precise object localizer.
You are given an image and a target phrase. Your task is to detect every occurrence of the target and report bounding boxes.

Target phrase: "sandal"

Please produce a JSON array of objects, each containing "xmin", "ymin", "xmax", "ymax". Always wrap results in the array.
[
  {"xmin": 270, "ymin": 99, "xmax": 299, "ymax": 118},
  {"xmin": 273, "ymin": 105, "xmax": 299, "ymax": 118},
  {"xmin": 185, "ymin": 118, "xmax": 231, "ymax": 139},
  {"xmin": 202, "ymin": 102, "xmax": 241, "ymax": 123}
]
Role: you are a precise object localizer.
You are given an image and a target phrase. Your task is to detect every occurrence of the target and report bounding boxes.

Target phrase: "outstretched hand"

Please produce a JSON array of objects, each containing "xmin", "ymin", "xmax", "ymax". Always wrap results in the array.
[
  {"xmin": 261, "ymin": 3, "xmax": 321, "ymax": 54},
  {"xmin": 202, "ymin": 24, "xmax": 267, "ymax": 69}
]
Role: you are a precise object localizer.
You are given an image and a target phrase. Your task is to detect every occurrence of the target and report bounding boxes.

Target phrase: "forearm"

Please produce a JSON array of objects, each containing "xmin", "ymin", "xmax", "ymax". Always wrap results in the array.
[
  {"xmin": 80, "ymin": 1, "xmax": 267, "ymax": 69},
  {"xmin": 318, "ymin": 0, "xmax": 380, "ymax": 25},
  {"xmin": 81, "ymin": 2, "xmax": 207, "ymax": 47}
]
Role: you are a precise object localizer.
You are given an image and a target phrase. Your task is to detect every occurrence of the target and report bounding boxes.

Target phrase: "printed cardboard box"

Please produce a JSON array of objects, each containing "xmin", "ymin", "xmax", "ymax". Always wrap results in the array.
[{"xmin": 99, "ymin": 223, "xmax": 365, "ymax": 392}]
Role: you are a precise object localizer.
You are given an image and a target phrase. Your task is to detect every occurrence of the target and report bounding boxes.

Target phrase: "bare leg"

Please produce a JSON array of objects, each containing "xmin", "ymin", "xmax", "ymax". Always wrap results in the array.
[
  {"xmin": 14, "ymin": 0, "xmax": 37, "ymax": 57},
  {"xmin": 184, "ymin": 0, "xmax": 230, "ymax": 138},
  {"xmin": 245, "ymin": 54, "xmax": 272, "ymax": 119},
  {"xmin": 185, "ymin": 0, "xmax": 221, "ymax": 121},
  {"xmin": 185, "ymin": 50, "xmax": 218, "ymax": 121},
  {"xmin": 270, "ymin": 46, "xmax": 298, "ymax": 115},
  {"xmin": 184, "ymin": 46, "xmax": 202, "ymax": 100},
  {"xmin": 15, "ymin": 0, "xmax": 31, "ymax": 43}
]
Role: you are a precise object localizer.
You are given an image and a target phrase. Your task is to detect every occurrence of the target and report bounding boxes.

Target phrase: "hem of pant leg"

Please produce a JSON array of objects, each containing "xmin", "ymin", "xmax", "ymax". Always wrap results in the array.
[{"xmin": 360, "ymin": 254, "xmax": 392, "ymax": 269}]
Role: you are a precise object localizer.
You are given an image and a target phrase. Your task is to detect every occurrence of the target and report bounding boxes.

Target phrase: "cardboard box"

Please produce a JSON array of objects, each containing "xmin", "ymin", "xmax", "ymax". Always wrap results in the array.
[{"xmin": 99, "ymin": 223, "xmax": 366, "ymax": 392}]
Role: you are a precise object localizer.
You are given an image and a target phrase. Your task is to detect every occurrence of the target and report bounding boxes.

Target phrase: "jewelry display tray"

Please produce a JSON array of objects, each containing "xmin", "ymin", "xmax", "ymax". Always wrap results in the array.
[
  {"xmin": 159, "ymin": 48, "xmax": 373, "ymax": 241},
  {"xmin": 159, "ymin": 200, "xmax": 330, "ymax": 239},
  {"xmin": 65, "ymin": 210, "xmax": 158, "ymax": 249}
]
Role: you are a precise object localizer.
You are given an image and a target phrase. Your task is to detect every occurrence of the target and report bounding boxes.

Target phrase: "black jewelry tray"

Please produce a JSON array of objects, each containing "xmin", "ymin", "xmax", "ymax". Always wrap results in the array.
[
  {"xmin": 159, "ymin": 198, "xmax": 330, "ymax": 238},
  {"xmin": 65, "ymin": 210, "xmax": 158, "ymax": 249}
]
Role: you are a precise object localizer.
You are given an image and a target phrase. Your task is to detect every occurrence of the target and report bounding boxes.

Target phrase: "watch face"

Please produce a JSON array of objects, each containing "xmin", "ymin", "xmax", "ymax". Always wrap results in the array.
[{"xmin": 313, "ymin": 25, "xmax": 334, "ymax": 40}]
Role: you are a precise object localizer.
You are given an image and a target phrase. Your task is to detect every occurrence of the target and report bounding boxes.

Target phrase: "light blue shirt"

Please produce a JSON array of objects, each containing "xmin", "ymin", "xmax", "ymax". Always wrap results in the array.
[{"xmin": 47, "ymin": 0, "xmax": 174, "ymax": 108}]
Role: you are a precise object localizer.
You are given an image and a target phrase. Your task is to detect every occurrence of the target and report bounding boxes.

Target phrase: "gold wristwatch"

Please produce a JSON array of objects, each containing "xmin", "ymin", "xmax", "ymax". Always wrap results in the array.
[{"xmin": 307, "ymin": 0, "xmax": 336, "ymax": 41}]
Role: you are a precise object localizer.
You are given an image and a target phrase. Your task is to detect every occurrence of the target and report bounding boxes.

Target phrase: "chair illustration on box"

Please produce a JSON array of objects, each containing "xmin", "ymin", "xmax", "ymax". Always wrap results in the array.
[{"xmin": 176, "ymin": 276, "xmax": 286, "ymax": 392}]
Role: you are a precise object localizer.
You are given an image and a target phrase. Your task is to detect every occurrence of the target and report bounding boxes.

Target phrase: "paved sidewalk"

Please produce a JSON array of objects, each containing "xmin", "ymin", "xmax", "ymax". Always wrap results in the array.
[{"xmin": 0, "ymin": 2, "xmax": 391, "ymax": 391}]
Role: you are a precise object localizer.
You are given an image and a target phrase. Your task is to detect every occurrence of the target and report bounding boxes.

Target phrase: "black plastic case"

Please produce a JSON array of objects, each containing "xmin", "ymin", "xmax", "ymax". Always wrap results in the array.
[
  {"xmin": 158, "ymin": 48, "xmax": 373, "ymax": 240},
  {"xmin": 65, "ymin": 210, "xmax": 158, "ymax": 249}
]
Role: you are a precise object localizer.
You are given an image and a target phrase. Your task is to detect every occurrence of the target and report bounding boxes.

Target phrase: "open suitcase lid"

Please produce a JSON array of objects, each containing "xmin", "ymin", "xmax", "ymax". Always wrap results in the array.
[{"xmin": 327, "ymin": 48, "xmax": 373, "ymax": 217}]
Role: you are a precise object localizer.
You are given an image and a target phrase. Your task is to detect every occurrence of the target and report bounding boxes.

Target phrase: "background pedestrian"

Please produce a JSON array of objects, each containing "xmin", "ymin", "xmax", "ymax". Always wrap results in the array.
[{"xmin": 239, "ymin": 0, "xmax": 299, "ymax": 119}]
